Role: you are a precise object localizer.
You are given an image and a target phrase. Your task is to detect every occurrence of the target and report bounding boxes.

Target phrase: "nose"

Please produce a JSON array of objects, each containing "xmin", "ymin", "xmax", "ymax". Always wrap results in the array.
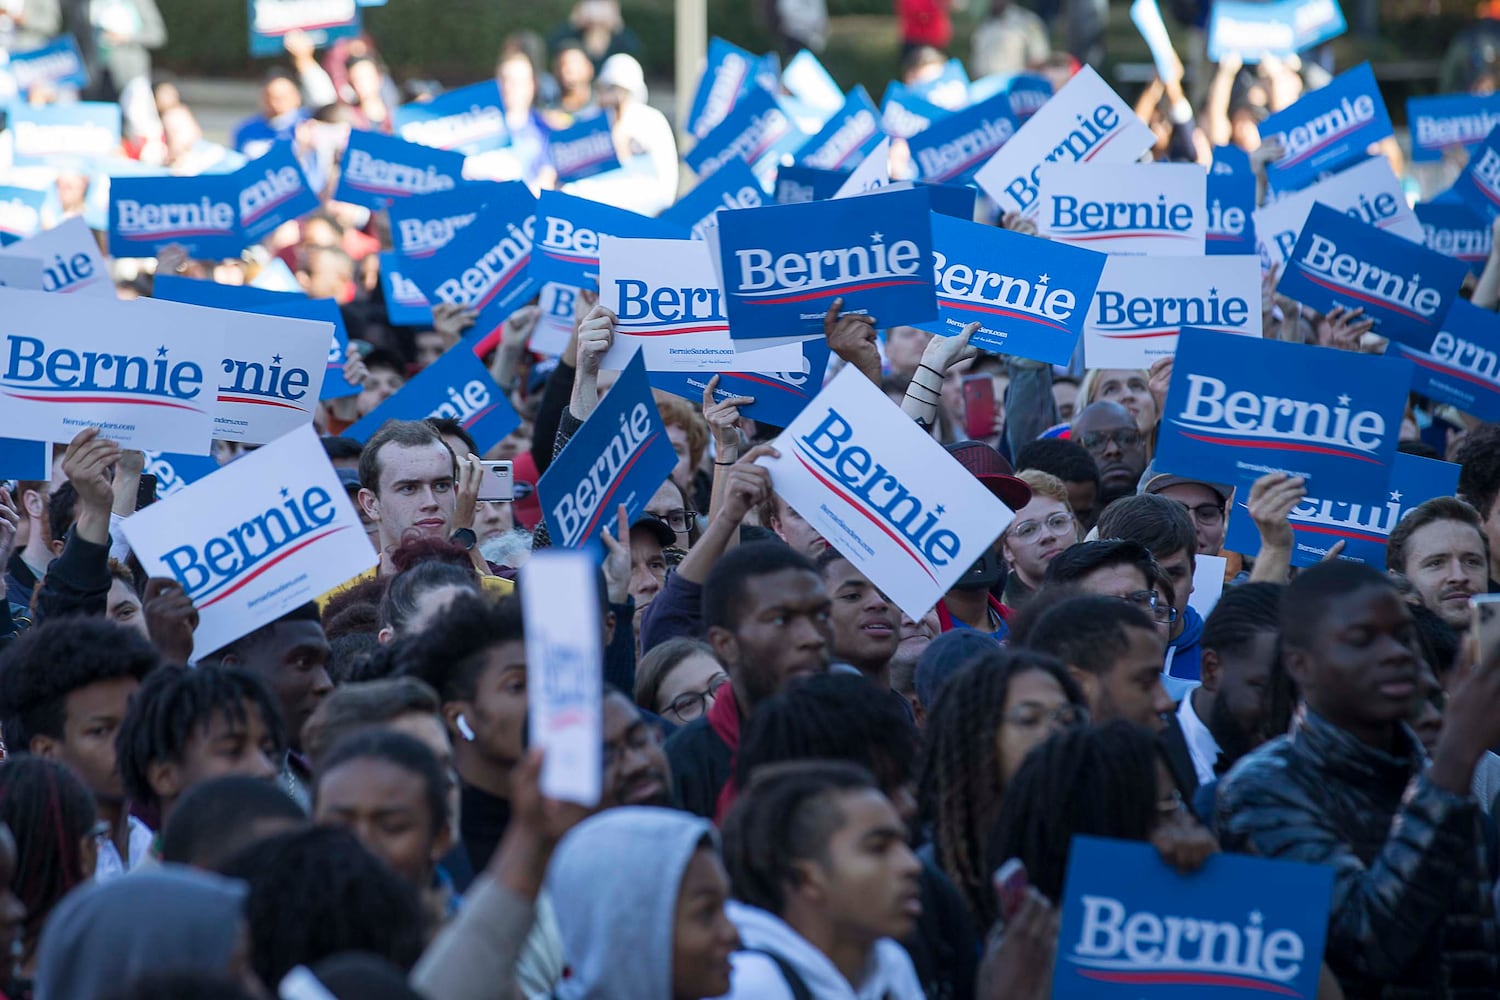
[
  {"xmin": 312, "ymin": 667, "xmax": 334, "ymax": 698},
  {"xmin": 894, "ymin": 841, "xmax": 922, "ymax": 880},
  {"xmin": 419, "ymin": 486, "xmax": 441, "ymax": 510},
  {"xmin": 1101, "ymin": 435, "xmax": 1123, "ymax": 458},
  {"xmin": 1151, "ymin": 679, "xmax": 1174, "ymax": 718}
]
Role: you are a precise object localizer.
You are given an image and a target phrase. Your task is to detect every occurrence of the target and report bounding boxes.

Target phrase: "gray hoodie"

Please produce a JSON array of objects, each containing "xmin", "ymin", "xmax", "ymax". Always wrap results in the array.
[{"xmin": 546, "ymin": 806, "xmax": 717, "ymax": 1000}]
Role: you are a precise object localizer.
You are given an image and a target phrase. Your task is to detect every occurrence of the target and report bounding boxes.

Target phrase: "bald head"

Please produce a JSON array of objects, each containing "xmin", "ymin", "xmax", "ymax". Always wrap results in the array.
[{"xmin": 1073, "ymin": 401, "xmax": 1147, "ymax": 504}]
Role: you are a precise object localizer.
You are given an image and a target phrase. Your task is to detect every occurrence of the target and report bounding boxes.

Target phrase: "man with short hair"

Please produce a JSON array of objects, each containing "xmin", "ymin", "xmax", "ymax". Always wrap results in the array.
[
  {"xmin": 815, "ymin": 550, "xmax": 901, "ymax": 691},
  {"xmin": 0, "ymin": 617, "xmax": 160, "ymax": 879},
  {"xmin": 1217, "ymin": 562, "xmax": 1500, "ymax": 996},
  {"xmin": 1071, "ymin": 401, "xmax": 1148, "ymax": 510},
  {"xmin": 1142, "ymin": 470, "xmax": 1231, "ymax": 558},
  {"xmin": 159, "ymin": 774, "xmax": 308, "ymax": 871},
  {"xmin": 1455, "ymin": 425, "xmax": 1500, "ymax": 589},
  {"xmin": 6, "ymin": 477, "xmax": 54, "ymax": 609},
  {"xmin": 1038, "ymin": 538, "xmax": 1169, "ymax": 625},
  {"xmin": 1386, "ymin": 496, "xmax": 1488, "ymax": 633},
  {"xmin": 1015, "ymin": 437, "xmax": 1102, "ymax": 531},
  {"xmin": 1096, "ymin": 494, "xmax": 1202, "ymax": 688},
  {"xmin": 600, "ymin": 687, "xmax": 673, "ymax": 809}
]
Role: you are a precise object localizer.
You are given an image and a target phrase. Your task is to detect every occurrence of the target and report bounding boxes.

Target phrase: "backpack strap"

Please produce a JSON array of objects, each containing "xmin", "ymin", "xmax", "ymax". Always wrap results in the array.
[{"xmin": 743, "ymin": 947, "xmax": 815, "ymax": 1000}]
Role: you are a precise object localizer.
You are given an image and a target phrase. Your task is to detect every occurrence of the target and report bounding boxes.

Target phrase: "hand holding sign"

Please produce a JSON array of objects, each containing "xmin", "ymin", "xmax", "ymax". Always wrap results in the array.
[
  {"xmin": 824, "ymin": 297, "xmax": 880, "ymax": 382},
  {"xmin": 64, "ymin": 428, "xmax": 122, "ymax": 542},
  {"xmin": 703, "ymin": 374, "xmax": 754, "ymax": 460},
  {"xmin": 1314, "ymin": 305, "xmax": 1374, "ymax": 351},
  {"xmin": 721, "ymin": 444, "xmax": 778, "ymax": 524},
  {"xmin": 143, "ymin": 578, "xmax": 199, "ymax": 665}
]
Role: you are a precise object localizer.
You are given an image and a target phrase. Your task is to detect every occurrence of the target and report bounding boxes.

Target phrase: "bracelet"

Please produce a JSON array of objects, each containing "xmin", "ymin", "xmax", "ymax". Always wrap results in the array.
[
  {"xmin": 905, "ymin": 385, "xmax": 940, "ymax": 401},
  {"xmin": 918, "ymin": 363, "xmax": 944, "ymax": 377},
  {"xmin": 714, "ymin": 460, "xmax": 736, "ymax": 467}
]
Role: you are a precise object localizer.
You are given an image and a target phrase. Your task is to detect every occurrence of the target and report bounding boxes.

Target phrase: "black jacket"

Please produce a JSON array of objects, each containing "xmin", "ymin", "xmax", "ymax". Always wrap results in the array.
[
  {"xmin": 664, "ymin": 717, "xmax": 733, "ymax": 820},
  {"xmin": 1215, "ymin": 708, "xmax": 1499, "ymax": 998},
  {"xmin": 1158, "ymin": 711, "xmax": 1201, "ymax": 802}
]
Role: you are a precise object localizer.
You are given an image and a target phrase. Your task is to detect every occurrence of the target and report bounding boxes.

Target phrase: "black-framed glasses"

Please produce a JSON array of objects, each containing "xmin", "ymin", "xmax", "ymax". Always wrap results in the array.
[
  {"xmin": 602, "ymin": 722, "xmax": 664, "ymax": 770},
  {"xmin": 665, "ymin": 674, "xmax": 729, "ymax": 722},
  {"xmin": 1176, "ymin": 501, "xmax": 1224, "ymax": 526},
  {"xmin": 1077, "ymin": 428, "xmax": 1143, "ymax": 452},
  {"xmin": 1002, "ymin": 703, "xmax": 1090, "ymax": 729},
  {"xmin": 1124, "ymin": 590, "xmax": 1178, "ymax": 624},
  {"xmin": 649, "ymin": 508, "xmax": 699, "ymax": 533},
  {"xmin": 1010, "ymin": 511, "xmax": 1075, "ymax": 543}
]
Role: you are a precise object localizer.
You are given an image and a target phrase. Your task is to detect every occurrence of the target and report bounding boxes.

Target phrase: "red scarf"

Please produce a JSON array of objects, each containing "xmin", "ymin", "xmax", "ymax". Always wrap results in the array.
[{"xmin": 709, "ymin": 684, "xmax": 742, "ymax": 826}]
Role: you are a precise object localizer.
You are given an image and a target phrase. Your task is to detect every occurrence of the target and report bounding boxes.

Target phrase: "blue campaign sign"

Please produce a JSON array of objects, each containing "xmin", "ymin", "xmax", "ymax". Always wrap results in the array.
[
  {"xmin": 718, "ymin": 185, "xmax": 938, "ymax": 337},
  {"xmin": 1006, "ymin": 73, "xmax": 1054, "ymax": 122},
  {"xmin": 907, "ymin": 58, "xmax": 971, "ymax": 110},
  {"xmin": 1277, "ymin": 202, "xmax": 1469, "ymax": 342},
  {"xmin": 333, "ymin": 130, "xmax": 466, "ymax": 210},
  {"xmin": 919, "ymin": 181, "xmax": 977, "ymax": 221},
  {"xmin": 906, "ymin": 90, "xmax": 1020, "ymax": 186},
  {"xmin": 379, "ymin": 252, "xmax": 433, "ymax": 327},
  {"xmin": 530, "ymin": 190, "xmax": 685, "ymax": 288},
  {"xmin": 539, "ymin": 352, "xmax": 677, "ymax": 549},
  {"xmin": 1406, "ymin": 93, "xmax": 1500, "ymax": 164},
  {"xmin": 108, "ymin": 172, "xmax": 244, "ymax": 260},
  {"xmin": 774, "ymin": 164, "xmax": 849, "ymax": 204},
  {"xmin": 1224, "ymin": 451, "xmax": 1460, "ymax": 566},
  {"xmin": 687, "ymin": 37, "xmax": 769, "ymax": 140},
  {"xmin": 8, "ymin": 36, "xmax": 89, "ymax": 93},
  {"xmin": 1208, "ymin": 146, "xmax": 1257, "ymax": 256},
  {"xmin": 344, "ymin": 342, "xmax": 519, "ymax": 454},
  {"xmin": 550, "ymin": 113, "xmax": 622, "ymax": 184},
  {"xmin": 1155, "ymin": 328, "xmax": 1413, "ymax": 494},
  {"xmin": 394, "ymin": 80, "xmax": 509, "ymax": 156},
  {"xmin": 6, "ymin": 101, "xmax": 120, "ymax": 166},
  {"xmin": 235, "ymin": 141, "xmax": 320, "ymax": 244},
  {"xmin": 795, "ymin": 86, "xmax": 883, "ymax": 172},
  {"xmin": 399, "ymin": 181, "xmax": 539, "ymax": 348},
  {"xmin": 1389, "ymin": 298, "xmax": 1500, "ymax": 422},
  {"xmin": 686, "ymin": 87, "xmax": 808, "ymax": 190},
  {"xmin": 880, "ymin": 81, "xmax": 952, "ymax": 139},
  {"xmin": 660, "ymin": 158, "xmax": 767, "ymax": 239},
  {"xmin": 1207, "ymin": 0, "xmax": 1347, "ymax": 62},
  {"xmin": 924, "ymin": 211, "xmax": 1105, "ymax": 363},
  {"xmin": 1415, "ymin": 200, "xmax": 1491, "ymax": 277},
  {"xmin": 247, "ymin": 0, "xmax": 361, "ymax": 57},
  {"xmin": 1054, "ymin": 836, "xmax": 1332, "ymax": 1000},
  {"xmin": 0, "ymin": 439, "xmax": 47, "ymax": 479},
  {"xmin": 386, "ymin": 182, "xmax": 497, "ymax": 260},
  {"xmin": 152, "ymin": 275, "xmax": 361, "ymax": 400},
  {"xmin": 649, "ymin": 337, "xmax": 831, "ymax": 429},
  {"xmin": 1262, "ymin": 63, "xmax": 1392, "ymax": 191},
  {"xmin": 145, "ymin": 449, "xmax": 224, "ymax": 498},
  {"xmin": 0, "ymin": 186, "xmax": 47, "ymax": 246},
  {"xmin": 1449, "ymin": 124, "xmax": 1500, "ymax": 222}
]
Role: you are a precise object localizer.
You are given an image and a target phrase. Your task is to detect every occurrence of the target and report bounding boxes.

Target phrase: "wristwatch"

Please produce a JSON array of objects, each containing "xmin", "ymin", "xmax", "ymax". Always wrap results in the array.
[{"xmin": 449, "ymin": 528, "xmax": 477, "ymax": 551}]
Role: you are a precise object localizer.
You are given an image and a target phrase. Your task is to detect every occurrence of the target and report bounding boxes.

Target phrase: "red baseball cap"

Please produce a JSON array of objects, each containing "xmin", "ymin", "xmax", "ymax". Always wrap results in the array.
[{"xmin": 945, "ymin": 441, "xmax": 1032, "ymax": 510}]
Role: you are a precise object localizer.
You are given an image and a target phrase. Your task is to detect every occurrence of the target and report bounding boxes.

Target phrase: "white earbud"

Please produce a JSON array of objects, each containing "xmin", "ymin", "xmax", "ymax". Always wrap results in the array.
[{"xmin": 456, "ymin": 714, "xmax": 476, "ymax": 742}]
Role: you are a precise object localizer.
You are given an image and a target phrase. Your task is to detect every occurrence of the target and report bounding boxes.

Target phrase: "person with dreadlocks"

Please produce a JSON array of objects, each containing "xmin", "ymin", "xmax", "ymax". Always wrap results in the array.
[
  {"xmin": 0, "ymin": 757, "xmax": 98, "ymax": 993},
  {"xmin": 916, "ymin": 650, "xmax": 1087, "ymax": 929}
]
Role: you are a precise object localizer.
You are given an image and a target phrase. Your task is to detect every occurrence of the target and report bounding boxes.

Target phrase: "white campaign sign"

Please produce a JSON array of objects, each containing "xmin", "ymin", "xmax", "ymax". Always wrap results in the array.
[
  {"xmin": 0, "ymin": 256, "xmax": 44, "ymax": 290},
  {"xmin": 122, "ymin": 425, "xmax": 376, "ymax": 656},
  {"xmin": 522, "ymin": 549, "xmax": 603, "ymax": 807},
  {"xmin": 1083, "ymin": 255, "xmax": 1262, "ymax": 368},
  {"xmin": 833, "ymin": 137, "xmax": 894, "ymax": 198},
  {"xmin": 532, "ymin": 282, "xmax": 580, "ymax": 357},
  {"xmin": 759, "ymin": 366, "xmax": 1015, "ymax": 618},
  {"xmin": 1037, "ymin": 162, "xmax": 1207, "ymax": 256},
  {"xmin": 130, "ymin": 298, "xmax": 333, "ymax": 444},
  {"xmin": 0, "ymin": 287, "xmax": 225, "ymax": 453},
  {"xmin": 0, "ymin": 217, "xmax": 113, "ymax": 296},
  {"xmin": 974, "ymin": 66, "xmax": 1156, "ymax": 219},
  {"xmin": 1253, "ymin": 156, "xmax": 1423, "ymax": 270}
]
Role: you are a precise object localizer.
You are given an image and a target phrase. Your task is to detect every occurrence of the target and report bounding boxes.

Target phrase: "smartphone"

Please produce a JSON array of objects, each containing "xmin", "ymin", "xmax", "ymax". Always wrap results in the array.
[
  {"xmin": 136, "ymin": 473, "xmax": 158, "ymax": 510},
  {"xmin": 962, "ymin": 374, "xmax": 996, "ymax": 440},
  {"xmin": 1472, "ymin": 595, "xmax": 1500, "ymax": 667},
  {"xmin": 992, "ymin": 858, "xmax": 1029, "ymax": 923},
  {"xmin": 478, "ymin": 460, "xmax": 514, "ymax": 503}
]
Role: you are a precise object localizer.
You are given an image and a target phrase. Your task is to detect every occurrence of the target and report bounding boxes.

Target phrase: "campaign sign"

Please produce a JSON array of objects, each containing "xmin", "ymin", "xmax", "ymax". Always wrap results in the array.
[
  {"xmin": 1054, "ymin": 836, "xmax": 1332, "ymax": 1000},
  {"xmin": 1406, "ymin": 93, "xmax": 1500, "ymax": 164},
  {"xmin": 924, "ymin": 212, "xmax": 1106, "ymax": 363},
  {"xmin": 1389, "ymin": 298, "xmax": 1500, "ymax": 423},
  {"xmin": 236, "ymin": 141, "xmax": 320, "ymax": 245},
  {"xmin": 599, "ymin": 236, "xmax": 732, "ymax": 369},
  {"xmin": 781, "ymin": 49, "xmax": 844, "ymax": 115},
  {"xmin": 531, "ymin": 282, "xmax": 580, "ymax": 357},
  {"xmin": 108, "ymin": 172, "xmax": 243, "ymax": 260},
  {"xmin": 0, "ymin": 217, "xmax": 112, "ymax": 296},
  {"xmin": 1416, "ymin": 200, "xmax": 1491, "ymax": 276},
  {"xmin": 649, "ymin": 336, "xmax": 832, "ymax": 429},
  {"xmin": 397, "ymin": 181, "xmax": 539, "ymax": 349},
  {"xmin": 660, "ymin": 159, "xmax": 767, "ymax": 240},
  {"xmin": 124, "ymin": 425, "xmax": 375, "ymax": 655},
  {"xmin": 7, "ymin": 101, "xmax": 120, "ymax": 166},
  {"xmin": 833, "ymin": 138, "xmax": 896, "ymax": 198},
  {"xmin": 386, "ymin": 183, "xmax": 492, "ymax": 260},
  {"xmin": 0, "ymin": 185, "xmax": 46, "ymax": 247},
  {"xmin": 1129, "ymin": 0, "xmax": 1180, "ymax": 85},
  {"xmin": 530, "ymin": 190, "xmax": 684, "ymax": 288},
  {"xmin": 907, "ymin": 58, "xmax": 971, "ymax": 111},
  {"xmin": 1207, "ymin": 147, "xmax": 1256, "ymax": 256},
  {"xmin": 1084, "ymin": 256, "xmax": 1261, "ymax": 368},
  {"xmin": 1261, "ymin": 64, "xmax": 1393, "ymax": 192},
  {"xmin": 907, "ymin": 90, "xmax": 1020, "ymax": 186},
  {"xmin": 975, "ymin": 66, "xmax": 1155, "ymax": 218},
  {"xmin": 344, "ymin": 342, "xmax": 520, "ymax": 454},
  {"xmin": 0, "ymin": 287, "xmax": 223, "ymax": 454},
  {"xmin": 538, "ymin": 352, "xmax": 676, "ymax": 549},
  {"xmin": 378, "ymin": 253, "xmax": 433, "ymax": 326},
  {"xmin": 333, "ymin": 130, "xmax": 466, "ymax": 211},
  {"xmin": 1449, "ymin": 124, "xmax": 1500, "ymax": 222},
  {"xmin": 248, "ymin": 0, "xmax": 362, "ymax": 57},
  {"xmin": 1155, "ymin": 328, "xmax": 1411, "ymax": 494},
  {"xmin": 1005, "ymin": 74, "xmax": 1054, "ymax": 123},
  {"xmin": 1277, "ymin": 202, "xmax": 1468, "ymax": 341},
  {"xmin": 0, "ymin": 439, "xmax": 48, "ymax": 480},
  {"xmin": 551, "ymin": 113, "xmax": 622, "ymax": 184},
  {"xmin": 152, "ymin": 275, "xmax": 360, "ymax": 400},
  {"xmin": 775, "ymin": 164, "xmax": 849, "ymax": 204},
  {"xmin": 759, "ymin": 365, "xmax": 1015, "ymax": 618},
  {"xmin": 1225, "ymin": 452, "xmax": 1460, "ymax": 567},
  {"xmin": 717, "ymin": 186, "xmax": 937, "ymax": 337},
  {"xmin": 1038, "ymin": 163, "xmax": 1207, "ymax": 256},
  {"xmin": 0, "ymin": 257, "xmax": 44, "ymax": 290},
  {"xmin": 795, "ymin": 86, "xmax": 883, "ymax": 172},
  {"xmin": 919, "ymin": 181, "xmax": 978, "ymax": 221},
  {"xmin": 686, "ymin": 88, "xmax": 808, "ymax": 190},
  {"xmin": 8, "ymin": 36, "xmax": 89, "ymax": 94},
  {"xmin": 687, "ymin": 37, "xmax": 768, "ymax": 140},
  {"xmin": 1207, "ymin": 0, "xmax": 1347, "ymax": 62},
  {"xmin": 394, "ymin": 80, "xmax": 508, "ymax": 156},
  {"xmin": 1254, "ymin": 157, "xmax": 1423, "ymax": 270},
  {"xmin": 145, "ymin": 449, "xmax": 225, "ymax": 499},
  {"xmin": 880, "ymin": 81, "xmax": 951, "ymax": 140}
]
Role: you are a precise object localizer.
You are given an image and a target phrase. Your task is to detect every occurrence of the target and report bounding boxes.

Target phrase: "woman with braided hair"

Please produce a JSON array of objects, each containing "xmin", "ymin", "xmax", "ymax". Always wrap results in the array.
[{"xmin": 916, "ymin": 649, "xmax": 1086, "ymax": 927}]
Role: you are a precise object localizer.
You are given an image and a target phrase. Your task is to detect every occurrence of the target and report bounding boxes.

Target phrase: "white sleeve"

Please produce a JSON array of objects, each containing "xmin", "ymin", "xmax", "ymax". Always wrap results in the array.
[
  {"xmin": 723, "ymin": 952, "xmax": 797, "ymax": 1000},
  {"xmin": 108, "ymin": 512, "xmax": 131, "ymax": 564}
]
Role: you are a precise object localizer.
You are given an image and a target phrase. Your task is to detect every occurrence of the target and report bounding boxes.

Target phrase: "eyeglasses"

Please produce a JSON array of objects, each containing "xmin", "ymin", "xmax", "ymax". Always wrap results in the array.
[
  {"xmin": 1010, "ymin": 511, "xmax": 1075, "ymax": 543},
  {"xmin": 665, "ymin": 674, "xmax": 729, "ymax": 722},
  {"xmin": 648, "ymin": 508, "xmax": 699, "ymax": 533},
  {"xmin": 1176, "ymin": 501, "xmax": 1224, "ymax": 526},
  {"xmin": 1124, "ymin": 590, "xmax": 1178, "ymax": 624},
  {"xmin": 1002, "ymin": 703, "xmax": 1090, "ymax": 729},
  {"xmin": 602, "ymin": 722, "xmax": 664, "ymax": 770},
  {"xmin": 1077, "ymin": 428, "xmax": 1143, "ymax": 452}
]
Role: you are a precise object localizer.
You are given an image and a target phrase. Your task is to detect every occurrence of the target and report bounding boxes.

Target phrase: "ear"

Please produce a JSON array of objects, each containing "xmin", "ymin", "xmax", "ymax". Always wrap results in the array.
[
  {"xmin": 787, "ymin": 857, "xmax": 828, "ymax": 907},
  {"xmin": 149, "ymin": 759, "xmax": 183, "ymax": 803},
  {"xmin": 358, "ymin": 487, "xmax": 379, "ymax": 520},
  {"xmin": 1000, "ymin": 535, "xmax": 1016, "ymax": 568},
  {"xmin": 78, "ymin": 834, "xmax": 98, "ymax": 880},
  {"xmin": 218, "ymin": 650, "xmax": 241, "ymax": 668},
  {"xmin": 706, "ymin": 625, "xmax": 738, "ymax": 670},
  {"xmin": 1283, "ymin": 646, "xmax": 1315, "ymax": 694},
  {"xmin": 28, "ymin": 733, "xmax": 59, "ymax": 759},
  {"xmin": 377, "ymin": 626, "xmax": 395, "ymax": 645},
  {"xmin": 1067, "ymin": 665, "xmax": 1098, "ymax": 709},
  {"xmin": 21, "ymin": 489, "xmax": 43, "ymax": 521},
  {"xmin": 49, "ymin": 538, "xmax": 65, "ymax": 557},
  {"xmin": 440, "ymin": 701, "xmax": 470, "ymax": 743},
  {"xmin": 603, "ymin": 610, "xmax": 617, "ymax": 648}
]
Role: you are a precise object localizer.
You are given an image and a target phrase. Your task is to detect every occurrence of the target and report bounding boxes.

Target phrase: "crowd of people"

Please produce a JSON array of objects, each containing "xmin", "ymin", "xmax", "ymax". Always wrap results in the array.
[{"xmin": 0, "ymin": 0, "xmax": 1496, "ymax": 999}]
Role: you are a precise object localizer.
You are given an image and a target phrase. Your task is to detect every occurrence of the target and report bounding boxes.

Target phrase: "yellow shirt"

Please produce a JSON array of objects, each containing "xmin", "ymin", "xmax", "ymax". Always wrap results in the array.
[{"xmin": 317, "ymin": 567, "xmax": 514, "ymax": 611}]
